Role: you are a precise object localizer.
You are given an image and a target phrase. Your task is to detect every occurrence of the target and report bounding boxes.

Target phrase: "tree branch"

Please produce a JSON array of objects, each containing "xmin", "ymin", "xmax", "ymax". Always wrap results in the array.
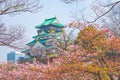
[{"xmin": 83, "ymin": 1, "xmax": 120, "ymax": 23}]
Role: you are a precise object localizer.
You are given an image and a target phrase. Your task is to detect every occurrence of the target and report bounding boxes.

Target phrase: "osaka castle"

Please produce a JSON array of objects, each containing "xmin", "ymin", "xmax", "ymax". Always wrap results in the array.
[{"xmin": 22, "ymin": 17, "xmax": 65, "ymax": 62}]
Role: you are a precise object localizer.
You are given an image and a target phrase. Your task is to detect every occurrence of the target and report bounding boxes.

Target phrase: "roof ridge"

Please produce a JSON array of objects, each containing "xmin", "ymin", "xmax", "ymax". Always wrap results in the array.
[{"xmin": 45, "ymin": 17, "xmax": 56, "ymax": 21}]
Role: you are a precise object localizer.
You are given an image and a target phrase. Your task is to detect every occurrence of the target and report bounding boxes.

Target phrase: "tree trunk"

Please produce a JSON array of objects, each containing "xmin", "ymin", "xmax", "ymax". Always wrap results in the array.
[
  {"xmin": 107, "ymin": 74, "xmax": 114, "ymax": 80},
  {"xmin": 97, "ymin": 72, "xmax": 102, "ymax": 80}
]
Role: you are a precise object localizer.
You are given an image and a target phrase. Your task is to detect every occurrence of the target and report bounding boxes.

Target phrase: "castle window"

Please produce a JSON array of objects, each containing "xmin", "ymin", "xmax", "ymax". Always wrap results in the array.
[{"xmin": 38, "ymin": 30, "xmax": 42, "ymax": 34}]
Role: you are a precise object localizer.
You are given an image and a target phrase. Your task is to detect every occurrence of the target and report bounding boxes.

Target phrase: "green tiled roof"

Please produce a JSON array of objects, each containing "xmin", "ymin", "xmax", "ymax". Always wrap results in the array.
[
  {"xmin": 26, "ymin": 40, "xmax": 36, "ymax": 46},
  {"xmin": 35, "ymin": 17, "xmax": 65, "ymax": 28},
  {"xmin": 21, "ymin": 49, "xmax": 30, "ymax": 53},
  {"xmin": 32, "ymin": 35, "xmax": 39, "ymax": 39},
  {"xmin": 33, "ymin": 31, "xmax": 49, "ymax": 39},
  {"xmin": 42, "ymin": 17, "xmax": 56, "ymax": 25},
  {"xmin": 27, "ymin": 32, "xmax": 62, "ymax": 48},
  {"xmin": 39, "ymin": 39, "xmax": 49, "ymax": 42},
  {"xmin": 38, "ymin": 39, "xmax": 53, "ymax": 48},
  {"xmin": 33, "ymin": 34, "xmax": 49, "ymax": 39}
]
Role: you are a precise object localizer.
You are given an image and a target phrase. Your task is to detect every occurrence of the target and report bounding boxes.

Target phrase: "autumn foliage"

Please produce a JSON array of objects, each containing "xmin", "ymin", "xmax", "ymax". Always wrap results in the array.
[
  {"xmin": 75, "ymin": 25, "xmax": 120, "ymax": 80},
  {"xmin": 0, "ymin": 23, "xmax": 120, "ymax": 80}
]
